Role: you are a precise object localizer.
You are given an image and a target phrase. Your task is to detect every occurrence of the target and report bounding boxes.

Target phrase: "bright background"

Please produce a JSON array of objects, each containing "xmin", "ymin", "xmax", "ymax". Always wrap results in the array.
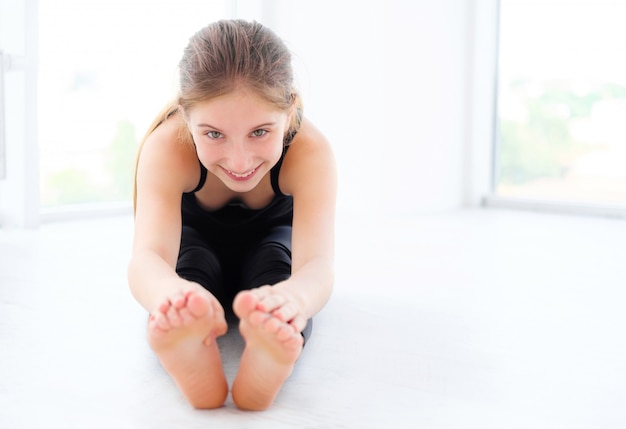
[
  {"xmin": 1, "ymin": 0, "xmax": 626, "ymax": 227},
  {"xmin": 36, "ymin": 0, "xmax": 477, "ymax": 219}
]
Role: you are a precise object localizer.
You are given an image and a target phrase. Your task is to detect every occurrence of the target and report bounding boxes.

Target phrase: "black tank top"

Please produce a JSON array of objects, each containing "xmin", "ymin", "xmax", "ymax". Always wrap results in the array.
[{"xmin": 180, "ymin": 145, "xmax": 293, "ymax": 245}]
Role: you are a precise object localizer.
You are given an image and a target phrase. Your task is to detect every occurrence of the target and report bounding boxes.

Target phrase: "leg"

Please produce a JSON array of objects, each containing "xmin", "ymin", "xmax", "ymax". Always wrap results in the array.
[
  {"xmin": 238, "ymin": 226, "xmax": 293, "ymax": 291},
  {"xmin": 148, "ymin": 227, "xmax": 228, "ymax": 409},
  {"xmin": 176, "ymin": 226, "xmax": 227, "ymax": 304},
  {"xmin": 231, "ymin": 227, "xmax": 308, "ymax": 410},
  {"xmin": 237, "ymin": 226, "xmax": 313, "ymax": 343}
]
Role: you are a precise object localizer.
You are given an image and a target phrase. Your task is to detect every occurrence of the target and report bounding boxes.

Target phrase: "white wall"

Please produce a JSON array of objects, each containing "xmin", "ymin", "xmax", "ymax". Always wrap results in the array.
[{"xmin": 263, "ymin": 0, "xmax": 496, "ymax": 218}]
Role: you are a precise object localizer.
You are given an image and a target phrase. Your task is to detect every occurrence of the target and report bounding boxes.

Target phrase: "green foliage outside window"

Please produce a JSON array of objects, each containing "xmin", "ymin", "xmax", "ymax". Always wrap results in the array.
[
  {"xmin": 497, "ymin": 81, "xmax": 626, "ymax": 186},
  {"xmin": 42, "ymin": 119, "xmax": 138, "ymax": 207}
]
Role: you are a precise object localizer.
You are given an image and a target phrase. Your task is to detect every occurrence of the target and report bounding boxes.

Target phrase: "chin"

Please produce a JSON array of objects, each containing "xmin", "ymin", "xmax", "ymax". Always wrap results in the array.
[{"xmin": 226, "ymin": 177, "xmax": 263, "ymax": 193}]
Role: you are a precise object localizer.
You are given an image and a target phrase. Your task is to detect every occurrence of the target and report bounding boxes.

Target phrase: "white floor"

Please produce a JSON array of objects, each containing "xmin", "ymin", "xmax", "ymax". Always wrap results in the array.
[{"xmin": 1, "ymin": 208, "xmax": 625, "ymax": 428}]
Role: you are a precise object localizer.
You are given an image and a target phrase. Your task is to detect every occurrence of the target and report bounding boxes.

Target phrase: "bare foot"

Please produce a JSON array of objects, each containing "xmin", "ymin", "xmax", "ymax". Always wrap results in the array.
[
  {"xmin": 231, "ymin": 290, "xmax": 304, "ymax": 410},
  {"xmin": 148, "ymin": 289, "xmax": 228, "ymax": 409}
]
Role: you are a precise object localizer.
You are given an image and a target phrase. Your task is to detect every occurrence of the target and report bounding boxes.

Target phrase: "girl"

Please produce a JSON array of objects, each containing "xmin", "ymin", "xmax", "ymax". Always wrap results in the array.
[{"xmin": 128, "ymin": 20, "xmax": 336, "ymax": 410}]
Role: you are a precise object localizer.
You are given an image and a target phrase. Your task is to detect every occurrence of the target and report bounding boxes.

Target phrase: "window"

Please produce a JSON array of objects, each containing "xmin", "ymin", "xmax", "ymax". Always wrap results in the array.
[
  {"xmin": 38, "ymin": 1, "xmax": 233, "ymax": 211},
  {"xmin": 495, "ymin": 0, "xmax": 626, "ymax": 208}
]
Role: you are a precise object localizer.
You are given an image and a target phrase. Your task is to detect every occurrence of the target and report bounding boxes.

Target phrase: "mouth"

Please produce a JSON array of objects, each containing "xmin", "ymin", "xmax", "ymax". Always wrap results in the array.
[{"xmin": 222, "ymin": 165, "xmax": 260, "ymax": 181}]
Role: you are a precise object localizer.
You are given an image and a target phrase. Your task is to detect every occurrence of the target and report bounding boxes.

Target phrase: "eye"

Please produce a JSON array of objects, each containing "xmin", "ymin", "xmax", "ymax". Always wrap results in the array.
[
  {"xmin": 251, "ymin": 129, "xmax": 267, "ymax": 137},
  {"xmin": 206, "ymin": 131, "xmax": 223, "ymax": 139}
]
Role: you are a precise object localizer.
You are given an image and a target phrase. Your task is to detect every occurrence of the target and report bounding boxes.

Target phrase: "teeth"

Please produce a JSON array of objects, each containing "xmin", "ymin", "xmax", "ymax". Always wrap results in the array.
[{"xmin": 228, "ymin": 168, "xmax": 255, "ymax": 178}]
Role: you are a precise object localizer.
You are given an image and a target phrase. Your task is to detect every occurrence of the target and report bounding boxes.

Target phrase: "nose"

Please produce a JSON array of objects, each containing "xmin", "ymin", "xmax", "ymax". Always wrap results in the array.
[{"xmin": 225, "ymin": 142, "xmax": 254, "ymax": 173}]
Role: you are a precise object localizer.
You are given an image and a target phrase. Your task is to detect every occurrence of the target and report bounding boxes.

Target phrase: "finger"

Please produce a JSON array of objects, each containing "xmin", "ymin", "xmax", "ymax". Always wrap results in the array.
[
  {"xmin": 166, "ymin": 303, "xmax": 183, "ymax": 328},
  {"xmin": 272, "ymin": 302, "xmax": 298, "ymax": 323},
  {"xmin": 178, "ymin": 305, "xmax": 195, "ymax": 326},
  {"xmin": 148, "ymin": 313, "xmax": 160, "ymax": 329},
  {"xmin": 276, "ymin": 323, "xmax": 297, "ymax": 341},
  {"xmin": 154, "ymin": 313, "xmax": 170, "ymax": 331},
  {"xmin": 158, "ymin": 299, "xmax": 171, "ymax": 314},
  {"xmin": 262, "ymin": 315, "xmax": 283, "ymax": 335},
  {"xmin": 250, "ymin": 285, "xmax": 271, "ymax": 299},
  {"xmin": 172, "ymin": 290, "xmax": 191, "ymax": 309},
  {"xmin": 289, "ymin": 315, "xmax": 308, "ymax": 334},
  {"xmin": 250, "ymin": 310, "xmax": 271, "ymax": 327},
  {"xmin": 257, "ymin": 293, "xmax": 287, "ymax": 313}
]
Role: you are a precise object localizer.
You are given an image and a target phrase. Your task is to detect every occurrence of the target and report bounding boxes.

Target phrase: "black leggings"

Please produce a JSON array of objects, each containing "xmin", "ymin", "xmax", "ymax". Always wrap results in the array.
[{"xmin": 175, "ymin": 225, "xmax": 312, "ymax": 341}]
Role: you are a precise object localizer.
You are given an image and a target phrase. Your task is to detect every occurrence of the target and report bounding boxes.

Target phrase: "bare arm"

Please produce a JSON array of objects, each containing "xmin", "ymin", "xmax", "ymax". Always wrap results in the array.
[{"xmin": 127, "ymin": 118, "xmax": 201, "ymax": 312}]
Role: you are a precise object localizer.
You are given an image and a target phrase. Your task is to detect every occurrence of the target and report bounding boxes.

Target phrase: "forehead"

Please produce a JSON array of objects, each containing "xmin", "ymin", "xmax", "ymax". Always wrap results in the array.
[{"xmin": 188, "ymin": 88, "xmax": 286, "ymax": 124}]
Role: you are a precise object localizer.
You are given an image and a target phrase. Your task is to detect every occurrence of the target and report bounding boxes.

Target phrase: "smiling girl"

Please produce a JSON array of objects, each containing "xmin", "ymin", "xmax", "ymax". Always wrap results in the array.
[{"xmin": 127, "ymin": 20, "xmax": 336, "ymax": 411}]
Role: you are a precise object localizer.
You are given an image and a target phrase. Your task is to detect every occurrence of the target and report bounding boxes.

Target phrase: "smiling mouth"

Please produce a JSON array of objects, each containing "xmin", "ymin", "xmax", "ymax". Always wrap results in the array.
[{"xmin": 223, "ymin": 166, "xmax": 259, "ymax": 180}]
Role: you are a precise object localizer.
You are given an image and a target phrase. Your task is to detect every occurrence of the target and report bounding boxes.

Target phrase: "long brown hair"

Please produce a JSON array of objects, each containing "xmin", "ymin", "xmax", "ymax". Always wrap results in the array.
[{"xmin": 133, "ymin": 20, "xmax": 303, "ymax": 212}]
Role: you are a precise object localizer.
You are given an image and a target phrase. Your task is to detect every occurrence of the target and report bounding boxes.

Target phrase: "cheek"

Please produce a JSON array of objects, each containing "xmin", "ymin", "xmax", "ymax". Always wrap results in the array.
[
  {"xmin": 193, "ymin": 143, "xmax": 220, "ymax": 168},
  {"xmin": 267, "ymin": 139, "xmax": 284, "ymax": 163}
]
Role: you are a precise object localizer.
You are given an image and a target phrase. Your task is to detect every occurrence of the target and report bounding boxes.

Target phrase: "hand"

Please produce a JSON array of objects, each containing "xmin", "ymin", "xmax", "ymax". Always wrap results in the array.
[{"xmin": 249, "ymin": 285, "xmax": 307, "ymax": 334}]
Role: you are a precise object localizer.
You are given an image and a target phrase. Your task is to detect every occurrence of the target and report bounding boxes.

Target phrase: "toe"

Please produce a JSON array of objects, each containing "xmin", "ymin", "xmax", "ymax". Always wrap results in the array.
[
  {"xmin": 233, "ymin": 291, "xmax": 258, "ymax": 319},
  {"xmin": 186, "ymin": 292, "xmax": 211, "ymax": 318}
]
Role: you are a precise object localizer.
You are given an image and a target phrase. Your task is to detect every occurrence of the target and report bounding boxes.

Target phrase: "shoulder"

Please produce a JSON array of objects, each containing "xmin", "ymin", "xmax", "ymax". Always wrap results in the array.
[
  {"xmin": 136, "ymin": 113, "xmax": 200, "ymax": 194},
  {"xmin": 280, "ymin": 118, "xmax": 336, "ymax": 196},
  {"xmin": 288, "ymin": 118, "xmax": 332, "ymax": 156}
]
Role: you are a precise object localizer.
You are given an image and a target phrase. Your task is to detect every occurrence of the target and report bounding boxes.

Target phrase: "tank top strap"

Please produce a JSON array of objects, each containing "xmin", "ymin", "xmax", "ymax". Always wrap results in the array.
[
  {"xmin": 271, "ymin": 145, "xmax": 290, "ymax": 197},
  {"xmin": 190, "ymin": 161, "xmax": 208, "ymax": 193}
]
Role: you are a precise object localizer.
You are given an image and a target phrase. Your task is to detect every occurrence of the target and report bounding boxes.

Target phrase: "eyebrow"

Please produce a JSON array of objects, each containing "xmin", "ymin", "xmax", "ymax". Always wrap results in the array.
[
  {"xmin": 195, "ymin": 122, "xmax": 277, "ymax": 131},
  {"xmin": 195, "ymin": 123, "xmax": 222, "ymax": 131}
]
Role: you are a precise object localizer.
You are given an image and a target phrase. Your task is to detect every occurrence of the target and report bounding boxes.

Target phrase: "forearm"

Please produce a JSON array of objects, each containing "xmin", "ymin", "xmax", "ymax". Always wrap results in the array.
[
  {"xmin": 127, "ymin": 250, "xmax": 189, "ymax": 313},
  {"xmin": 275, "ymin": 257, "xmax": 334, "ymax": 320}
]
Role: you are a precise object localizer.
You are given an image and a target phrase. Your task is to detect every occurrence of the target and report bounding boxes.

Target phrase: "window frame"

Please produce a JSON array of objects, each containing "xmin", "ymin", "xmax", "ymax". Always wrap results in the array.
[{"xmin": 0, "ymin": 0, "xmax": 39, "ymax": 228}]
